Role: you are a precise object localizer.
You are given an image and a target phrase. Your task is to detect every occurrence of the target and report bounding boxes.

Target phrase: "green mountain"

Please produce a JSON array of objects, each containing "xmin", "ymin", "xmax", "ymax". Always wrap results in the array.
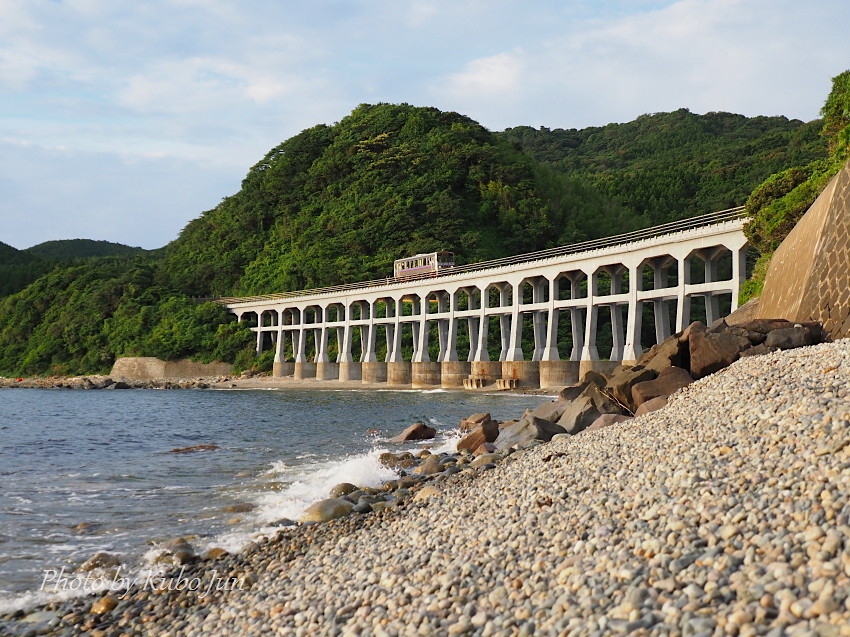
[
  {"xmin": 0, "ymin": 84, "xmax": 846, "ymax": 377},
  {"xmin": 25, "ymin": 239, "xmax": 147, "ymax": 261}
]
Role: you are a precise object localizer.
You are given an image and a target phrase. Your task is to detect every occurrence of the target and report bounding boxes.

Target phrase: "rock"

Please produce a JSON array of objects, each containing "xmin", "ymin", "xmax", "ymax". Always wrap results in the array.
[
  {"xmin": 631, "ymin": 366, "xmax": 693, "ymax": 407},
  {"xmin": 222, "ymin": 503, "xmax": 255, "ymax": 513},
  {"xmin": 634, "ymin": 396, "xmax": 668, "ymax": 416},
  {"xmin": 364, "ymin": 427, "xmax": 380, "ymax": 435},
  {"xmin": 688, "ymin": 323, "xmax": 752, "ymax": 378},
  {"xmin": 764, "ymin": 326, "xmax": 816, "ymax": 350},
  {"xmin": 557, "ymin": 393, "xmax": 601, "ymax": 435},
  {"xmin": 605, "ymin": 366, "xmax": 657, "ymax": 411},
  {"xmin": 204, "ymin": 547, "xmax": 229, "ymax": 560},
  {"xmin": 469, "ymin": 453, "xmax": 501, "ymax": 468},
  {"xmin": 90, "ymin": 594, "xmax": 118, "ymax": 614},
  {"xmin": 581, "ymin": 370, "xmax": 608, "ymax": 388},
  {"xmin": 494, "ymin": 416, "xmax": 566, "ymax": 449},
  {"xmin": 329, "ymin": 482, "xmax": 359, "ymax": 497},
  {"xmin": 456, "ymin": 417, "xmax": 500, "ymax": 453},
  {"xmin": 299, "ymin": 497, "xmax": 354, "ymax": 523},
  {"xmin": 638, "ymin": 333, "xmax": 689, "ymax": 372},
  {"xmin": 390, "ymin": 422, "xmax": 436, "ymax": 442},
  {"xmin": 473, "ymin": 442, "xmax": 497, "ymax": 455},
  {"xmin": 79, "ymin": 551, "xmax": 120, "ymax": 572},
  {"xmin": 531, "ymin": 399, "xmax": 569, "ymax": 423},
  {"xmin": 739, "ymin": 343, "xmax": 778, "ymax": 358},
  {"xmin": 413, "ymin": 485, "xmax": 441, "ymax": 502},
  {"xmin": 584, "ymin": 383, "xmax": 624, "ymax": 414},
  {"xmin": 723, "ymin": 326, "xmax": 766, "ymax": 344},
  {"xmin": 378, "ymin": 452, "xmax": 418, "ymax": 471},
  {"xmin": 459, "ymin": 413, "xmax": 494, "ymax": 433},
  {"xmin": 556, "ymin": 384, "xmax": 587, "ymax": 402},
  {"xmin": 724, "ymin": 297, "xmax": 761, "ymax": 326},
  {"xmin": 736, "ymin": 318, "xmax": 794, "ymax": 334},
  {"xmin": 586, "ymin": 414, "xmax": 631, "ymax": 432},
  {"xmin": 413, "ymin": 454, "xmax": 445, "ymax": 476},
  {"xmin": 169, "ymin": 444, "xmax": 220, "ymax": 453}
]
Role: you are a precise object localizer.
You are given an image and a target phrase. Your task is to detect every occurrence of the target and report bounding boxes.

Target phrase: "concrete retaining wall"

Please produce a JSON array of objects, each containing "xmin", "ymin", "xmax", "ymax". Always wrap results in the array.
[{"xmin": 111, "ymin": 357, "xmax": 233, "ymax": 380}]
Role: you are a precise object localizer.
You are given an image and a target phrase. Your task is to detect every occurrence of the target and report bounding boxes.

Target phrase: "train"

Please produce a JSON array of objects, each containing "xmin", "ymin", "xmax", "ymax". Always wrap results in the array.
[{"xmin": 393, "ymin": 251, "xmax": 455, "ymax": 279}]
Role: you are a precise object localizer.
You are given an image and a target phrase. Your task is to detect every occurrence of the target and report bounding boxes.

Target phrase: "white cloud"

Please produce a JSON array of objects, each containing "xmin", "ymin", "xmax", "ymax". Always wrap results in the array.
[{"xmin": 1, "ymin": 0, "xmax": 849, "ymax": 249}]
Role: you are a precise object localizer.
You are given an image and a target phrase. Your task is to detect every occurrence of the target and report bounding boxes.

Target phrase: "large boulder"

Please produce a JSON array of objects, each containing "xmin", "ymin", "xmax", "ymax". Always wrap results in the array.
[
  {"xmin": 635, "ymin": 396, "xmax": 668, "ymax": 416},
  {"xmin": 687, "ymin": 322, "xmax": 752, "ymax": 378},
  {"xmin": 631, "ymin": 366, "xmax": 694, "ymax": 407},
  {"xmin": 299, "ymin": 497, "xmax": 354, "ymax": 523},
  {"xmin": 605, "ymin": 366, "xmax": 657, "ymax": 411},
  {"xmin": 556, "ymin": 384, "xmax": 587, "ymax": 402},
  {"xmin": 586, "ymin": 414, "xmax": 631, "ymax": 432},
  {"xmin": 494, "ymin": 416, "xmax": 566, "ymax": 450},
  {"xmin": 637, "ymin": 333, "xmax": 689, "ymax": 373},
  {"xmin": 557, "ymin": 394, "xmax": 600, "ymax": 435},
  {"xmin": 459, "ymin": 413, "xmax": 494, "ymax": 433},
  {"xmin": 531, "ymin": 399, "xmax": 570, "ymax": 423},
  {"xmin": 456, "ymin": 418, "xmax": 500, "ymax": 453},
  {"xmin": 390, "ymin": 422, "xmax": 436, "ymax": 442},
  {"xmin": 764, "ymin": 325, "xmax": 816, "ymax": 349}
]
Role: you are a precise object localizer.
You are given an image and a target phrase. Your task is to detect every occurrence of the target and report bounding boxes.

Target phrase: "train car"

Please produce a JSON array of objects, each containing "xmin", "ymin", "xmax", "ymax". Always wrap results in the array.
[{"xmin": 393, "ymin": 251, "xmax": 455, "ymax": 279}]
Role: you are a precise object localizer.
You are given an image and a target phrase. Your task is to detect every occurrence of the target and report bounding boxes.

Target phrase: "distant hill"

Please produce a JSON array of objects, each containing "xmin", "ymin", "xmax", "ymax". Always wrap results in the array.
[
  {"xmin": 0, "ymin": 240, "xmax": 34, "ymax": 265},
  {"xmin": 499, "ymin": 109, "xmax": 825, "ymax": 223},
  {"xmin": 25, "ymin": 239, "xmax": 147, "ymax": 261}
]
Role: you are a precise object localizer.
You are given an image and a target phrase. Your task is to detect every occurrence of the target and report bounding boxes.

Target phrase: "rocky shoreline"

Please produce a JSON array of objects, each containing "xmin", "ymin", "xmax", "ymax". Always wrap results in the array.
[{"xmin": 2, "ymin": 338, "xmax": 849, "ymax": 635}]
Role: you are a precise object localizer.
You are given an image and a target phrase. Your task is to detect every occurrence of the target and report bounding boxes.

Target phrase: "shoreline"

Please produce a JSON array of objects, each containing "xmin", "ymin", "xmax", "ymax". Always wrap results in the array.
[{"xmin": 3, "ymin": 340, "xmax": 850, "ymax": 635}]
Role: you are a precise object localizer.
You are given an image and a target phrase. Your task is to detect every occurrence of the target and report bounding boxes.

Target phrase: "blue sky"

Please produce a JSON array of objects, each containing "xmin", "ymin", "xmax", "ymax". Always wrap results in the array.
[{"xmin": 2, "ymin": 0, "xmax": 849, "ymax": 250}]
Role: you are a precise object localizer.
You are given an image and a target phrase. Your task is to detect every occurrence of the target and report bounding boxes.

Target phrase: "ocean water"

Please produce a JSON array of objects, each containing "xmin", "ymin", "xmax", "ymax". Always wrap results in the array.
[{"xmin": 0, "ymin": 387, "xmax": 544, "ymax": 612}]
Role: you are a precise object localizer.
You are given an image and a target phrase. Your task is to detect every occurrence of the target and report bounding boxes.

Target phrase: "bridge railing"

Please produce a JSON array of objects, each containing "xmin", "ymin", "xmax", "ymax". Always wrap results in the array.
[{"xmin": 217, "ymin": 206, "xmax": 748, "ymax": 305}]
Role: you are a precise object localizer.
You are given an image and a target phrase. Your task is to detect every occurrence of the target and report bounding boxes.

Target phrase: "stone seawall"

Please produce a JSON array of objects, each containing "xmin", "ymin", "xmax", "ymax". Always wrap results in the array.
[{"xmin": 110, "ymin": 357, "xmax": 232, "ymax": 380}]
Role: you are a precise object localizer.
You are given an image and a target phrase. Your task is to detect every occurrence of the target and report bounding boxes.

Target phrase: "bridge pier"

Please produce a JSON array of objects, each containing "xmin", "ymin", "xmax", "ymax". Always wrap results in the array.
[
  {"xmin": 412, "ymin": 362, "xmax": 441, "ymax": 388},
  {"xmin": 539, "ymin": 360, "xmax": 579, "ymax": 388},
  {"xmin": 387, "ymin": 362, "xmax": 412, "ymax": 386},
  {"xmin": 440, "ymin": 361, "xmax": 471, "ymax": 388},
  {"xmin": 316, "ymin": 361, "xmax": 339, "ymax": 380},
  {"xmin": 362, "ymin": 362, "xmax": 387, "ymax": 384}
]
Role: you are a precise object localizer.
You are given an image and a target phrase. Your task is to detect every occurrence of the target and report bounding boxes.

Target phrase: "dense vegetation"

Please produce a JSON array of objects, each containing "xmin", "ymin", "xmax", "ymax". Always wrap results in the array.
[
  {"xmin": 740, "ymin": 70, "xmax": 850, "ymax": 301},
  {"xmin": 0, "ymin": 81, "xmax": 846, "ymax": 377}
]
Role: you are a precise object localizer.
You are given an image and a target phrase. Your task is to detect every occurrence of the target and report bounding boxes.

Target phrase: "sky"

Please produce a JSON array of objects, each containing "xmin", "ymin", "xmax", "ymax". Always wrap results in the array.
[{"xmin": 1, "ymin": 0, "xmax": 849, "ymax": 251}]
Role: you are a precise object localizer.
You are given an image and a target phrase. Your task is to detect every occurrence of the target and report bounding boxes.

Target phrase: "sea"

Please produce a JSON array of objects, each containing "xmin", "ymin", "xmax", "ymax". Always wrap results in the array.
[{"xmin": 0, "ymin": 386, "xmax": 545, "ymax": 612}]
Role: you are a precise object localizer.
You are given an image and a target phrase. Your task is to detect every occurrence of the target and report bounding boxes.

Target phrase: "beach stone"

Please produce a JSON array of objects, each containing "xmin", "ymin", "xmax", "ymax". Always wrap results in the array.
[
  {"xmin": 378, "ymin": 452, "xmax": 418, "ymax": 470},
  {"xmin": 413, "ymin": 454, "xmax": 445, "ymax": 476},
  {"xmin": 473, "ymin": 442, "xmax": 497, "ymax": 456},
  {"xmin": 329, "ymin": 483, "xmax": 359, "ymax": 497},
  {"xmin": 413, "ymin": 485, "xmax": 440, "ymax": 502},
  {"xmin": 299, "ymin": 497, "xmax": 354, "ymax": 523},
  {"xmin": 459, "ymin": 413, "xmax": 495, "ymax": 433},
  {"xmin": 494, "ymin": 416, "xmax": 566, "ymax": 449},
  {"xmin": 634, "ymin": 396, "xmax": 668, "ymax": 416},
  {"xmin": 222, "ymin": 503, "xmax": 255, "ymax": 513},
  {"xmin": 79, "ymin": 552, "xmax": 120, "ymax": 572},
  {"xmin": 630, "ymin": 366, "xmax": 693, "ymax": 407},
  {"xmin": 456, "ymin": 418, "xmax": 500, "ymax": 453},
  {"xmin": 469, "ymin": 453, "xmax": 501, "ymax": 468},
  {"xmin": 204, "ymin": 548, "xmax": 229, "ymax": 560},
  {"xmin": 586, "ymin": 414, "xmax": 631, "ymax": 432},
  {"xmin": 390, "ymin": 422, "xmax": 436, "ymax": 442},
  {"xmin": 90, "ymin": 595, "xmax": 118, "ymax": 615}
]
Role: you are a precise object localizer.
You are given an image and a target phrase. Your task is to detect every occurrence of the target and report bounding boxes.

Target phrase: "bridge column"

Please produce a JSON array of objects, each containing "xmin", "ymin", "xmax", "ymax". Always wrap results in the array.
[
  {"xmin": 731, "ymin": 244, "xmax": 748, "ymax": 311},
  {"xmin": 532, "ymin": 279, "xmax": 547, "ymax": 361},
  {"xmin": 580, "ymin": 270, "xmax": 599, "ymax": 362},
  {"xmin": 472, "ymin": 287, "xmax": 489, "ymax": 362},
  {"xmin": 609, "ymin": 268, "xmax": 625, "ymax": 361},
  {"xmin": 412, "ymin": 297, "xmax": 429, "ymax": 363},
  {"xmin": 675, "ymin": 255, "xmax": 691, "ymax": 332},
  {"xmin": 540, "ymin": 277, "xmax": 559, "ymax": 361},
  {"xmin": 338, "ymin": 305, "xmax": 360, "ymax": 381},
  {"xmin": 504, "ymin": 284, "xmax": 524, "ymax": 361},
  {"xmin": 623, "ymin": 264, "xmax": 643, "ymax": 364},
  {"xmin": 651, "ymin": 259, "xmax": 672, "ymax": 343}
]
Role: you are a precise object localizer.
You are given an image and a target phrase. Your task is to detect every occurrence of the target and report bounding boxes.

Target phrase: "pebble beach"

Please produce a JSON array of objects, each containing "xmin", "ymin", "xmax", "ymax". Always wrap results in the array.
[{"xmin": 4, "ymin": 340, "xmax": 850, "ymax": 636}]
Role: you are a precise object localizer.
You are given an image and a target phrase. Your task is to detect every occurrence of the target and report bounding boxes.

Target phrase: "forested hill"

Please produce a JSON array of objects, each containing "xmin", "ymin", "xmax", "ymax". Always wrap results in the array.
[
  {"xmin": 25, "ymin": 239, "xmax": 147, "ymax": 261},
  {"xmin": 499, "ymin": 109, "xmax": 825, "ymax": 222},
  {"xmin": 0, "ymin": 93, "xmax": 843, "ymax": 377}
]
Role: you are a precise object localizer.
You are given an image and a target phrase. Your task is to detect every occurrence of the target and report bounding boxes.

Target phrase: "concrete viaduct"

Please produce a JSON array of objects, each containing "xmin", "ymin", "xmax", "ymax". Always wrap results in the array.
[{"xmin": 219, "ymin": 207, "xmax": 749, "ymax": 389}]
